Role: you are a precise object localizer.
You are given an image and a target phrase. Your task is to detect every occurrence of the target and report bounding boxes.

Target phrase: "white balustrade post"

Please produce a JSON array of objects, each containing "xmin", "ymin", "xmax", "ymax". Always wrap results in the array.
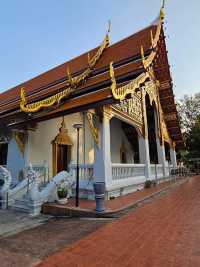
[{"xmin": 93, "ymin": 108, "xmax": 112, "ymax": 187}]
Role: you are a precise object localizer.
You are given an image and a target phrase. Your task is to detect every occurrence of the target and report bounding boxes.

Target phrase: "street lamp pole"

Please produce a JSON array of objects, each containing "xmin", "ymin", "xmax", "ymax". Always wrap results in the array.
[{"xmin": 73, "ymin": 123, "xmax": 83, "ymax": 207}]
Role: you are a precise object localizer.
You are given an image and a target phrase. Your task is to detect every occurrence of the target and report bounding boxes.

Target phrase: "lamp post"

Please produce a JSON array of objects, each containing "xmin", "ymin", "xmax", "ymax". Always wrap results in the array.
[{"xmin": 73, "ymin": 123, "xmax": 83, "ymax": 207}]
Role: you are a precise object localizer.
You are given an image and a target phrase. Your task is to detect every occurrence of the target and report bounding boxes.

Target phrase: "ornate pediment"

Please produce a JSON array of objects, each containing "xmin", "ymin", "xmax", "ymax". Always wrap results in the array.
[{"xmin": 53, "ymin": 118, "xmax": 73, "ymax": 146}]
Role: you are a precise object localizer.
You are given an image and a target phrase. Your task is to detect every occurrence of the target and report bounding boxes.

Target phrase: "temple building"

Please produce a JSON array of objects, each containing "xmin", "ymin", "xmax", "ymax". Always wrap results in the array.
[{"xmin": 0, "ymin": 6, "xmax": 183, "ymax": 201}]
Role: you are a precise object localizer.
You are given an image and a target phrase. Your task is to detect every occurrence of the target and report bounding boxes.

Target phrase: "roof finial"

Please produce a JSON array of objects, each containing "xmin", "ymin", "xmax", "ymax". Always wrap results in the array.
[
  {"xmin": 108, "ymin": 20, "xmax": 111, "ymax": 34},
  {"xmin": 160, "ymin": 0, "xmax": 165, "ymax": 21},
  {"xmin": 61, "ymin": 116, "xmax": 65, "ymax": 128},
  {"xmin": 106, "ymin": 20, "xmax": 111, "ymax": 44}
]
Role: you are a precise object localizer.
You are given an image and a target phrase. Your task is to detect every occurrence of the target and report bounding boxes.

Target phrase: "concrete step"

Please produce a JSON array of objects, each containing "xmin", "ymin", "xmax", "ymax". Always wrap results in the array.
[{"xmin": 13, "ymin": 199, "xmax": 30, "ymax": 213}]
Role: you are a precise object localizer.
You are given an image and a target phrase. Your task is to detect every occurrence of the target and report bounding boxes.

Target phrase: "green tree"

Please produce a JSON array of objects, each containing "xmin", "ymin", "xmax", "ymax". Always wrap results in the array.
[
  {"xmin": 177, "ymin": 93, "xmax": 200, "ymax": 133},
  {"xmin": 188, "ymin": 116, "xmax": 200, "ymax": 158},
  {"xmin": 177, "ymin": 94, "xmax": 200, "ymax": 161}
]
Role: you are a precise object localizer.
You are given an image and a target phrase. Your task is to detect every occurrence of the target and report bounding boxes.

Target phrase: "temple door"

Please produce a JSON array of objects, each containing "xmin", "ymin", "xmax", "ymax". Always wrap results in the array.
[
  {"xmin": 52, "ymin": 118, "xmax": 73, "ymax": 176},
  {"xmin": 57, "ymin": 144, "xmax": 71, "ymax": 173}
]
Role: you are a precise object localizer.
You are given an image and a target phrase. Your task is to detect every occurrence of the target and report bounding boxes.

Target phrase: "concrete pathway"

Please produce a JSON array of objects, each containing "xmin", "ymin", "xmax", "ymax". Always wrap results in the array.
[
  {"xmin": 0, "ymin": 209, "xmax": 50, "ymax": 237},
  {"xmin": 0, "ymin": 217, "xmax": 110, "ymax": 267},
  {"xmin": 37, "ymin": 176, "xmax": 200, "ymax": 267}
]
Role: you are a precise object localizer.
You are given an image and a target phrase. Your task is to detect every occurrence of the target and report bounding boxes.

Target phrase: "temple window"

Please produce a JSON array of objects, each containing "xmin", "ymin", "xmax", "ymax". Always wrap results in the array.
[{"xmin": 0, "ymin": 143, "xmax": 8, "ymax": 166}]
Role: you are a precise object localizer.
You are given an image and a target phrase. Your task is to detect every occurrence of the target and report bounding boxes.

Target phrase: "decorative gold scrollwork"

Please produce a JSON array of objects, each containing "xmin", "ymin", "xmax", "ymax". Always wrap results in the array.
[
  {"xmin": 140, "ymin": 3, "xmax": 165, "ymax": 73},
  {"xmin": 68, "ymin": 33, "xmax": 110, "ymax": 86},
  {"xmin": 86, "ymin": 111, "xmax": 99, "ymax": 146},
  {"xmin": 162, "ymin": 118, "xmax": 171, "ymax": 143},
  {"xmin": 143, "ymin": 81, "xmax": 158, "ymax": 108},
  {"xmin": 20, "ymin": 29, "xmax": 110, "ymax": 113},
  {"xmin": 20, "ymin": 86, "xmax": 74, "ymax": 113},
  {"xmin": 109, "ymin": 62, "xmax": 150, "ymax": 101},
  {"xmin": 13, "ymin": 131, "xmax": 26, "ymax": 155}
]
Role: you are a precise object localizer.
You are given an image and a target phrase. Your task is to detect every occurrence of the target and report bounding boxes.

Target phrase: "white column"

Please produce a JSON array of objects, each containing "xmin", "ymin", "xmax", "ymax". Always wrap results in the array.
[
  {"xmin": 93, "ymin": 111, "xmax": 112, "ymax": 186},
  {"xmin": 170, "ymin": 147, "xmax": 177, "ymax": 168},
  {"xmin": 157, "ymin": 140, "xmax": 167, "ymax": 177},
  {"xmin": 139, "ymin": 135, "xmax": 151, "ymax": 178}
]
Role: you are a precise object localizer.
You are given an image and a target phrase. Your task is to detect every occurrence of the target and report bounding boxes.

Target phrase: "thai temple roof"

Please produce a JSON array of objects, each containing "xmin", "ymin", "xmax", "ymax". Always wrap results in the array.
[
  {"xmin": 0, "ymin": 25, "xmax": 156, "ymax": 108},
  {"xmin": 0, "ymin": 7, "xmax": 184, "ymax": 149}
]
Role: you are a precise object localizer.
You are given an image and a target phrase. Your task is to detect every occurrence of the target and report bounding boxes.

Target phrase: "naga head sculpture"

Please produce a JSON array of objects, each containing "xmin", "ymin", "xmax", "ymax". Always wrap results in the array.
[{"xmin": 0, "ymin": 165, "xmax": 12, "ymax": 192}]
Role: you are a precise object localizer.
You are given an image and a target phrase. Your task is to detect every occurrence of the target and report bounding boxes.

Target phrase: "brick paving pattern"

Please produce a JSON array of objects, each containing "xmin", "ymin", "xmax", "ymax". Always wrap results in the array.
[
  {"xmin": 37, "ymin": 176, "xmax": 200, "ymax": 267},
  {"xmin": 55, "ymin": 179, "xmax": 176, "ymax": 211}
]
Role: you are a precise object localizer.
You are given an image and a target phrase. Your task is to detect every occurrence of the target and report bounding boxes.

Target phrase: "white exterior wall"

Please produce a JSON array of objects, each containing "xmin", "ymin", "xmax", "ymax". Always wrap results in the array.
[
  {"xmin": 7, "ymin": 138, "xmax": 25, "ymax": 183},
  {"xmin": 110, "ymin": 118, "xmax": 134, "ymax": 163},
  {"xmin": 28, "ymin": 112, "xmax": 94, "ymax": 178}
]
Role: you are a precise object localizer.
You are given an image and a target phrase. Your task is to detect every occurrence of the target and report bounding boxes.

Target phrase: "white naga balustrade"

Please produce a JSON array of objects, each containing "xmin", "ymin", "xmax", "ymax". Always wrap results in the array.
[
  {"xmin": 150, "ymin": 164, "xmax": 164, "ymax": 177},
  {"xmin": 156, "ymin": 164, "xmax": 164, "ymax": 177},
  {"xmin": 70, "ymin": 164, "xmax": 94, "ymax": 181},
  {"xmin": 112, "ymin": 164, "xmax": 146, "ymax": 180},
  {"xmin": 150, "ymin": 163, "xmax": 172, "ymax": 180}
]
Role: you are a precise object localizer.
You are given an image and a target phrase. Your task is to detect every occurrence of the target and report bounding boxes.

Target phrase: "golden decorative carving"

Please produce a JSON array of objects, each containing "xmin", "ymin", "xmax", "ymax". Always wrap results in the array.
[
  {"xmin": 141, "ymin": 87, "xmax": 148, "ymax": 139},
  {"xmin": 69, "ymin": 33, "xmax": 109, "ymax": 86},
  {"xmin": 103, "ymin": 105, "xmax": 113, "ymax": 120},
  {"xmin": 156, "ymin": 98, "xmax": 172, "ymax": 145},
  {"xmin": 53, "ymin": 117, "xmax": 73, "ymax": 145},
  {"xmin": 112, "ymin": 91, "xmax": 142, "ymax": 124},
  {"xmin": 140, "ymin": 3, "xmax": 165, "ymax": 72},
  {"xmin": 20, "ymin": 30, "xmax": 110, "ymax": 113},
  {"xmin": 109, "ymin": 62, "xmax": 150, "ymax": 101},
  {"xmin": 13, "ymin": 131, "xmax": 26, "ymax": 155},
  {"xmin": 162, "ymin": 118, "xmax": 171, "ymax": 143},
  {"xmin": 143, "ymin": 80, "xmax": 158, "ymax": 108},
  {"xmin": 20, "ymin": 87, "xmax": 74, "ymax": 113},
  {"xmin": 86, "ymin": 111, "xmax": 99, "ymax": 146},
  {"xmin": 52, "ymin": 118, "xmax": 73, "ymax": 176},
  {"xmin": 160, "ymin": 0, "xmax": 165, "ymax": 21}
]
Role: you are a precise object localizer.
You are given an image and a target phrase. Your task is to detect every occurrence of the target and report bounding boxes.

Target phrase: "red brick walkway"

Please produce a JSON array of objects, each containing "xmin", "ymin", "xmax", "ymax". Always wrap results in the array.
[
  {"xmin": 57, "ymin": 179, "xmax": 177, "ymax": 211},
  {"xmin": 37, "ymin": 176, "xmax": 200, "ymax": 267}
]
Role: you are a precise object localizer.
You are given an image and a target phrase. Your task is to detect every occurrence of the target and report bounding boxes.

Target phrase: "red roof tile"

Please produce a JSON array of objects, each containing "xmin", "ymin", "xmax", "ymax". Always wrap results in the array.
[{"xmin": 0, "ymin": 25, "xmax": 156, "ymax": 109}]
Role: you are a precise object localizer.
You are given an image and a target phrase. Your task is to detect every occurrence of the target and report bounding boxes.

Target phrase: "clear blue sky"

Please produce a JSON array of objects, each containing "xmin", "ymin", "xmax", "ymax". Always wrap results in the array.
[{"xmin": 0, "ymin": 0, "xmax": 199, "ymax": 99}]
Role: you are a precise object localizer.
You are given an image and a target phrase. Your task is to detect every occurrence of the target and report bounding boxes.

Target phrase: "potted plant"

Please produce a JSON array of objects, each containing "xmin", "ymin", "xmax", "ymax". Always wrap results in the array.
[
  {"xmin": 144, "ymin": 180, "xmax": 152, "ymax": 189},
  {"xmin": 57, "ymin": 183, "xmax": 69, "ymax": 204}
]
